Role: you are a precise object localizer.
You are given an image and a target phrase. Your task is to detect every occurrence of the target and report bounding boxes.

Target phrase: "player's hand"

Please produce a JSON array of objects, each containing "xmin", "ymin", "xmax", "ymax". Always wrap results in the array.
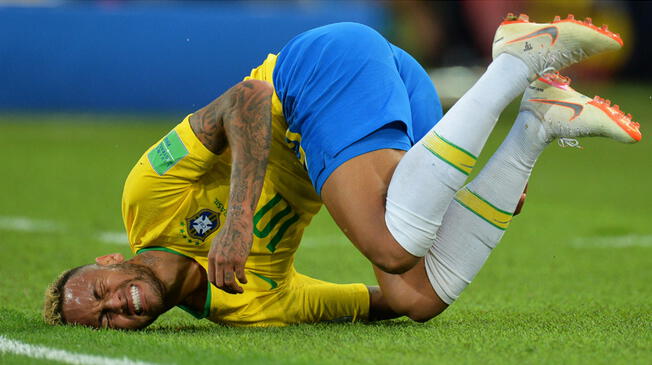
[
  {"xmin": 207, "ymin": 219, "xmax": 251, "ymax": 294},
  {"xmin": 513, "ymin": 183, "xmax": 528, "ymax": 216}
]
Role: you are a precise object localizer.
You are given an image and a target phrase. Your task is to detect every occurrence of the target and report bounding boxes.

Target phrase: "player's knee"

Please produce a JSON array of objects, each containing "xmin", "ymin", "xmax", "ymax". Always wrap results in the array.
[
  {"xmin": 345, "ymin": 219, "xmax": 420, "ymax": 274},
  {"xmin": 405, "ymin": 305, "xmax": 446, "ymax": 323},
  {"xmin": 366, "ymin": 240, "xmax": 419, "ymax": 274},
  {"xmin": 373, "ymin": 254, "xmax": 418, "ymax": 275},
  {"xmin": 385, "ymin": 288, "xmax": 448, "ymax": 323},
  {"xmin": 397, "ymin": 296, "xmax": 448, "ymax": 323}
]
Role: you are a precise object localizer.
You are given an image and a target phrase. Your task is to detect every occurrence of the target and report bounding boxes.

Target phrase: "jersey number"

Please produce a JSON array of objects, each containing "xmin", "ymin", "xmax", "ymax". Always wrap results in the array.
[{"xmin": 253, "ymin": 193, "xmax": 300, "ymax": 252}]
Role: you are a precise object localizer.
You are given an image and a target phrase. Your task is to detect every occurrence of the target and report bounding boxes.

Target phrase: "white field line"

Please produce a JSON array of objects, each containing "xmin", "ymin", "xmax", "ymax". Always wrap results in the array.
[
  {"xmin": 0, "ymin": 215, "xmax": 128, "ymax": 246},
  {"xmin": 98, "ymin": 231, "xmax": 129, "ymax": 245},
  {"xmin": 571, "ymin": 234, "xmax": 652, "ymax": 248},
  {"xmin": 0, "ymin": 335, "xmax": 163, "ymax": 365},
  {"xmin": 0, "ymin": 216, "xmax": 62, "ymax": 233},
  {"xmin": 0, "ymin": 215, "xmax": 350, "ymax": 248}
]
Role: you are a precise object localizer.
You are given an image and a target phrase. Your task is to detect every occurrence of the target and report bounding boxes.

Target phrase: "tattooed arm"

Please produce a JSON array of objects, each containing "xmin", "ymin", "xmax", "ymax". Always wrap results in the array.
[{"xmin": 190, "ymin": 79, "xmax": 273, "ymax": 294}]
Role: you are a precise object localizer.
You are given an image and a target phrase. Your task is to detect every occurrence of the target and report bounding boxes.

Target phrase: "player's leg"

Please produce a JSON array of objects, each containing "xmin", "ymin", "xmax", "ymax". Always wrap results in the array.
[
  {"xmin": 421, "ymin": 108, "xmax": 542, "ymax": 306},
  {"xmin": 425, "ymin": 74, "xmax": 639, "ymax": 305},
  {"xmin": 283, "ymin": 272, "xmax": 399, "ymax": 323},
  {"xmin": 281, "ymin": 23, "xmax": 426, "ymax": 273},
  {"xmin": 294, "ymin": 273, "xmax": 400, "ymax": 321},
  {"xmin": 372, "ymin": 261, "xmax": 446, "ymax": 322},
  {"xmin": 322, "ymin": 147, "xmax": 415, "ymax": 273},
  {"xmin": 366, "ymin": 285, "xmax": 401, "ymax": 321},
  {"xmin": 376, "ymin": 73, "xmax": 640, "ymax": 318},
  {"xmin": 320, "ymin": 17, "xmax": 622, "ymax": 274},
  {"xmin": 384, "ymin": 14, "xmax": 624, "ymax": 261},
  {"xmin": 321, "ymin": 42, "xmax": 530, "ymax": 273}
]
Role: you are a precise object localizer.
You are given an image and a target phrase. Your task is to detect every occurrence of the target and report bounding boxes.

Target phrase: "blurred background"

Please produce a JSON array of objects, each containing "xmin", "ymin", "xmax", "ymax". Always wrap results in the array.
[
  {"xmin": 1, "ymin": 0, "xmax": 650, "ymax": 113},
  {"xmin": 1, "ymin": 0, "xmax": 650, "ymax": 243},
  {"xmin": 1, "ymin": 2, "xmax": 650, "ymax": 347}
]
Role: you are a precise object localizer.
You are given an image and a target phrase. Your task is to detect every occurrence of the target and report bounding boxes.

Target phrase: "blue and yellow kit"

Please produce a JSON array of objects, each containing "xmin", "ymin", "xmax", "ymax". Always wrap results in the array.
[
  {"xmin": 273, "ymin": 22, "xmax": 442, "ymax": 194},
  {"xmin": 122, "ymin": 110, "xmax": 370, "ymax": 326},
  {"xmin": 122, "ymin": 22, "xmax": 443, "ymax": 327}
]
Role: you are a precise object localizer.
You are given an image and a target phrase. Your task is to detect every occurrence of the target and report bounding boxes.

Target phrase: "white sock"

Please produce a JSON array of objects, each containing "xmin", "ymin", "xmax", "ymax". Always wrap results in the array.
[
  {"xmin": 425, "ymin": 110, "xmax": 548, "ymax": 304},
  {"xmin": 385, "ymin": 54, "xmax": 530, "ymax": 257}
]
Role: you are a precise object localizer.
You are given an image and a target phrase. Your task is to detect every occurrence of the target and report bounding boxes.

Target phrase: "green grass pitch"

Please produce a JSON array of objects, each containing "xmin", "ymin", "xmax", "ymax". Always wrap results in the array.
[{"xmin": 0, "ymin": 82, "xmax": 650, "ymax": 364}]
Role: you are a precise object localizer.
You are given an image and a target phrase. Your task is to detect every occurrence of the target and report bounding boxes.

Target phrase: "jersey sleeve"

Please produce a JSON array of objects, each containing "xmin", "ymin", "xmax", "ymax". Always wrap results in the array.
[
  {"xmin": 142, "ymin": 115, "xmax": 223, "ymax": 182},
  {"xmin": 122, "ymin": 115, "xmax": 230, "ymax": 255}
]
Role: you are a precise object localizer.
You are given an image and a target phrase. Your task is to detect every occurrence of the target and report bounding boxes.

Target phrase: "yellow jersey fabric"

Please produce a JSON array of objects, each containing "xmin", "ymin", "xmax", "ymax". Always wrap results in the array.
[{"xmin": 122, "ymin": 54, "xmax": 369, "ymax": 327}]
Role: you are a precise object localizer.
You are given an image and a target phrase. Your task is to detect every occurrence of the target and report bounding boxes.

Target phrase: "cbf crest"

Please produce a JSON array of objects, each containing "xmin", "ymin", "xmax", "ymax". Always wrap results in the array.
[{"xmin": 185, "ymin": 209, "xmax": 221, "ymax": 241}]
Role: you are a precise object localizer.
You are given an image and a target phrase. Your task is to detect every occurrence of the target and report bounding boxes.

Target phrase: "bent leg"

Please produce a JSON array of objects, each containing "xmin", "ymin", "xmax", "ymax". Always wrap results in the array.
[
  {"xmin": 287, "ymin": 273, "xmax": 378, "ymax": 324},
  {"xmin": 425, "ymin": 110, "xmax": 546, "ymax": 304},
  {"xmin": 377, "ymin": 110, "xmax": 549, "ymax": 319},
  {"xmin": 367, "ymin": 285, "xmax": 401, "ymax": 321},
  {"xmin": 373, "ymin": 261, "xmax": 447, "ymax": 322},
  {"xmin": 323, "ymin": 55, "xmax": 532, "ymax": 276},
  {"xmin": 321, "ymin": 148, "xmax": 419, "ymax": 274},
  {"xmin": 385, "ymin": 54, "xmax": 531, "ymax": 258}
]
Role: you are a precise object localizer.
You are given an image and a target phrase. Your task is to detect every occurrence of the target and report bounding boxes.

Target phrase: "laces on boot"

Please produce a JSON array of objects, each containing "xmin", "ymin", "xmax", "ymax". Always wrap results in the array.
[{"xmin": 558, "ymin": 138, "xmax": 583, "ymax": 149}]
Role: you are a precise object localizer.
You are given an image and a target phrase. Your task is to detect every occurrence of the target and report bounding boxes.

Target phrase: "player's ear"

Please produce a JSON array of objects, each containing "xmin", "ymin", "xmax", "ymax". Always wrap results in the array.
[{"xmin": 95, "ymin": 253, "xmax": 125, "ymax": 266}]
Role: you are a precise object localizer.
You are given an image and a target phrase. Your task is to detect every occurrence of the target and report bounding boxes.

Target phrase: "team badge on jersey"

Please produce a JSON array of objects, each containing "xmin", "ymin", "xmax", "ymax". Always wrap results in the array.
[{"xmin": 186, "ymin": 209, "xmax": 220, "ymax": 241}]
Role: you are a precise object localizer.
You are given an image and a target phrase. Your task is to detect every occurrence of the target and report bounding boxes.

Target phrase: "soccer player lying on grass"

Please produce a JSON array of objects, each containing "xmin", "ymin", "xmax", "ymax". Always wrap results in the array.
[{"xmin": 44, "ymin": 16, "xmax": 641, "ymax": 329}]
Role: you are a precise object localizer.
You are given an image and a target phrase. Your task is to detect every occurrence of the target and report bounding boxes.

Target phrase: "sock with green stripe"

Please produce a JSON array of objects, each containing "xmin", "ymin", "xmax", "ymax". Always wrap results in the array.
[
  {"xmin": 385, "ymin": 54, "xmax": 530, "ymax": 257},
  {"xmin": 425, "ymin": 110, "xmax": 547, "ymax": 304}
]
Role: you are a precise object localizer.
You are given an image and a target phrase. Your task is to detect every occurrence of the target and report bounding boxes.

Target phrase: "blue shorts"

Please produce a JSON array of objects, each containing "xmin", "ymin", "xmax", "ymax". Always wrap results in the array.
[{"xmin": 273, "ymin": 22, "xmax": 443, "ymax": 194}]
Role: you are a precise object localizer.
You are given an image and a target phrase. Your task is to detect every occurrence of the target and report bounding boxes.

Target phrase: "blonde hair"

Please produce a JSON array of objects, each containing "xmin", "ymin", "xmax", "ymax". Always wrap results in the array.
[{"xmin": 43, "ymin": 265, "xmax": 91, "ymax": 325}]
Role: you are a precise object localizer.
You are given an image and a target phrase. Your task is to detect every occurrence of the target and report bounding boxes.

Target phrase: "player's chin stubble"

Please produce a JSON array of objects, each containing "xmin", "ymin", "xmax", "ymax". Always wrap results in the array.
[{"xmin": 110, "ymin": 262, "xmax": 167, "ymax": 313}]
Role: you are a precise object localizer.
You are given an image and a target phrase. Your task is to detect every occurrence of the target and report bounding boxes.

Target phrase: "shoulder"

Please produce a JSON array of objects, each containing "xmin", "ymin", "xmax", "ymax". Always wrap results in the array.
[{"xmin": 228, "ymin": 79, "xmax": 273, "ymax": 102}]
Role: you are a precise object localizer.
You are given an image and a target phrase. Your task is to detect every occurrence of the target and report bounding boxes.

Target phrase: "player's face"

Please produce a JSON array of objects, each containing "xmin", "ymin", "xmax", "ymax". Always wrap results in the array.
[{"xmin": 61, "ymin": 263, "xmax": 166, "ymax": 330}]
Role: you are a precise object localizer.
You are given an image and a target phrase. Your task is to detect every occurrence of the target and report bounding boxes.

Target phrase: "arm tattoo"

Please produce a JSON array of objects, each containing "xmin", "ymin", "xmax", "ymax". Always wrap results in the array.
[
  {"xmin": 224, "ymin": 81, "xmax": 272, "ymax": 231},
  {"xmin": 190, "ymin": 80, "xmax": 273, "ymax": 255},
  {"xmin": 190, "ymin": 94, "xmax": 227, "ymax": 154}
]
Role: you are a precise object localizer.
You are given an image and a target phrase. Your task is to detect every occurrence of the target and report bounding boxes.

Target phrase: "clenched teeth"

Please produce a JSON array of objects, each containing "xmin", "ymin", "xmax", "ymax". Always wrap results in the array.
[{"xmin": 130, "ymin": 285, "xmax": 142, "ymax": 314}]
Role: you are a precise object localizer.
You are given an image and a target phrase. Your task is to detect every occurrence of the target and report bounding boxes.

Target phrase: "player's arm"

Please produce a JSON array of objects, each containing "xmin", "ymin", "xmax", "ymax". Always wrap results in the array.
[{"xmin": 190, "ymin": 79, "xmax": 273, "ymax": 294}]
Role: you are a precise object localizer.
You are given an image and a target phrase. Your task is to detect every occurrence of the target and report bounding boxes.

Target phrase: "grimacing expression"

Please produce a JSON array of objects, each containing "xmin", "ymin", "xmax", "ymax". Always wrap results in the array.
[{"xmin": 62, "ymin": 263, "xmax": 166, "ymax": 330}]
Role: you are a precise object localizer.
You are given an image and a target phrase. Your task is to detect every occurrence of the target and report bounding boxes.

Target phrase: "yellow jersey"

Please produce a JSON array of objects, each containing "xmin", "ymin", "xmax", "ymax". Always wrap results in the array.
[{"xmin": 121, "ymin": 54, "xmax": 369, "ymax": 326}]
